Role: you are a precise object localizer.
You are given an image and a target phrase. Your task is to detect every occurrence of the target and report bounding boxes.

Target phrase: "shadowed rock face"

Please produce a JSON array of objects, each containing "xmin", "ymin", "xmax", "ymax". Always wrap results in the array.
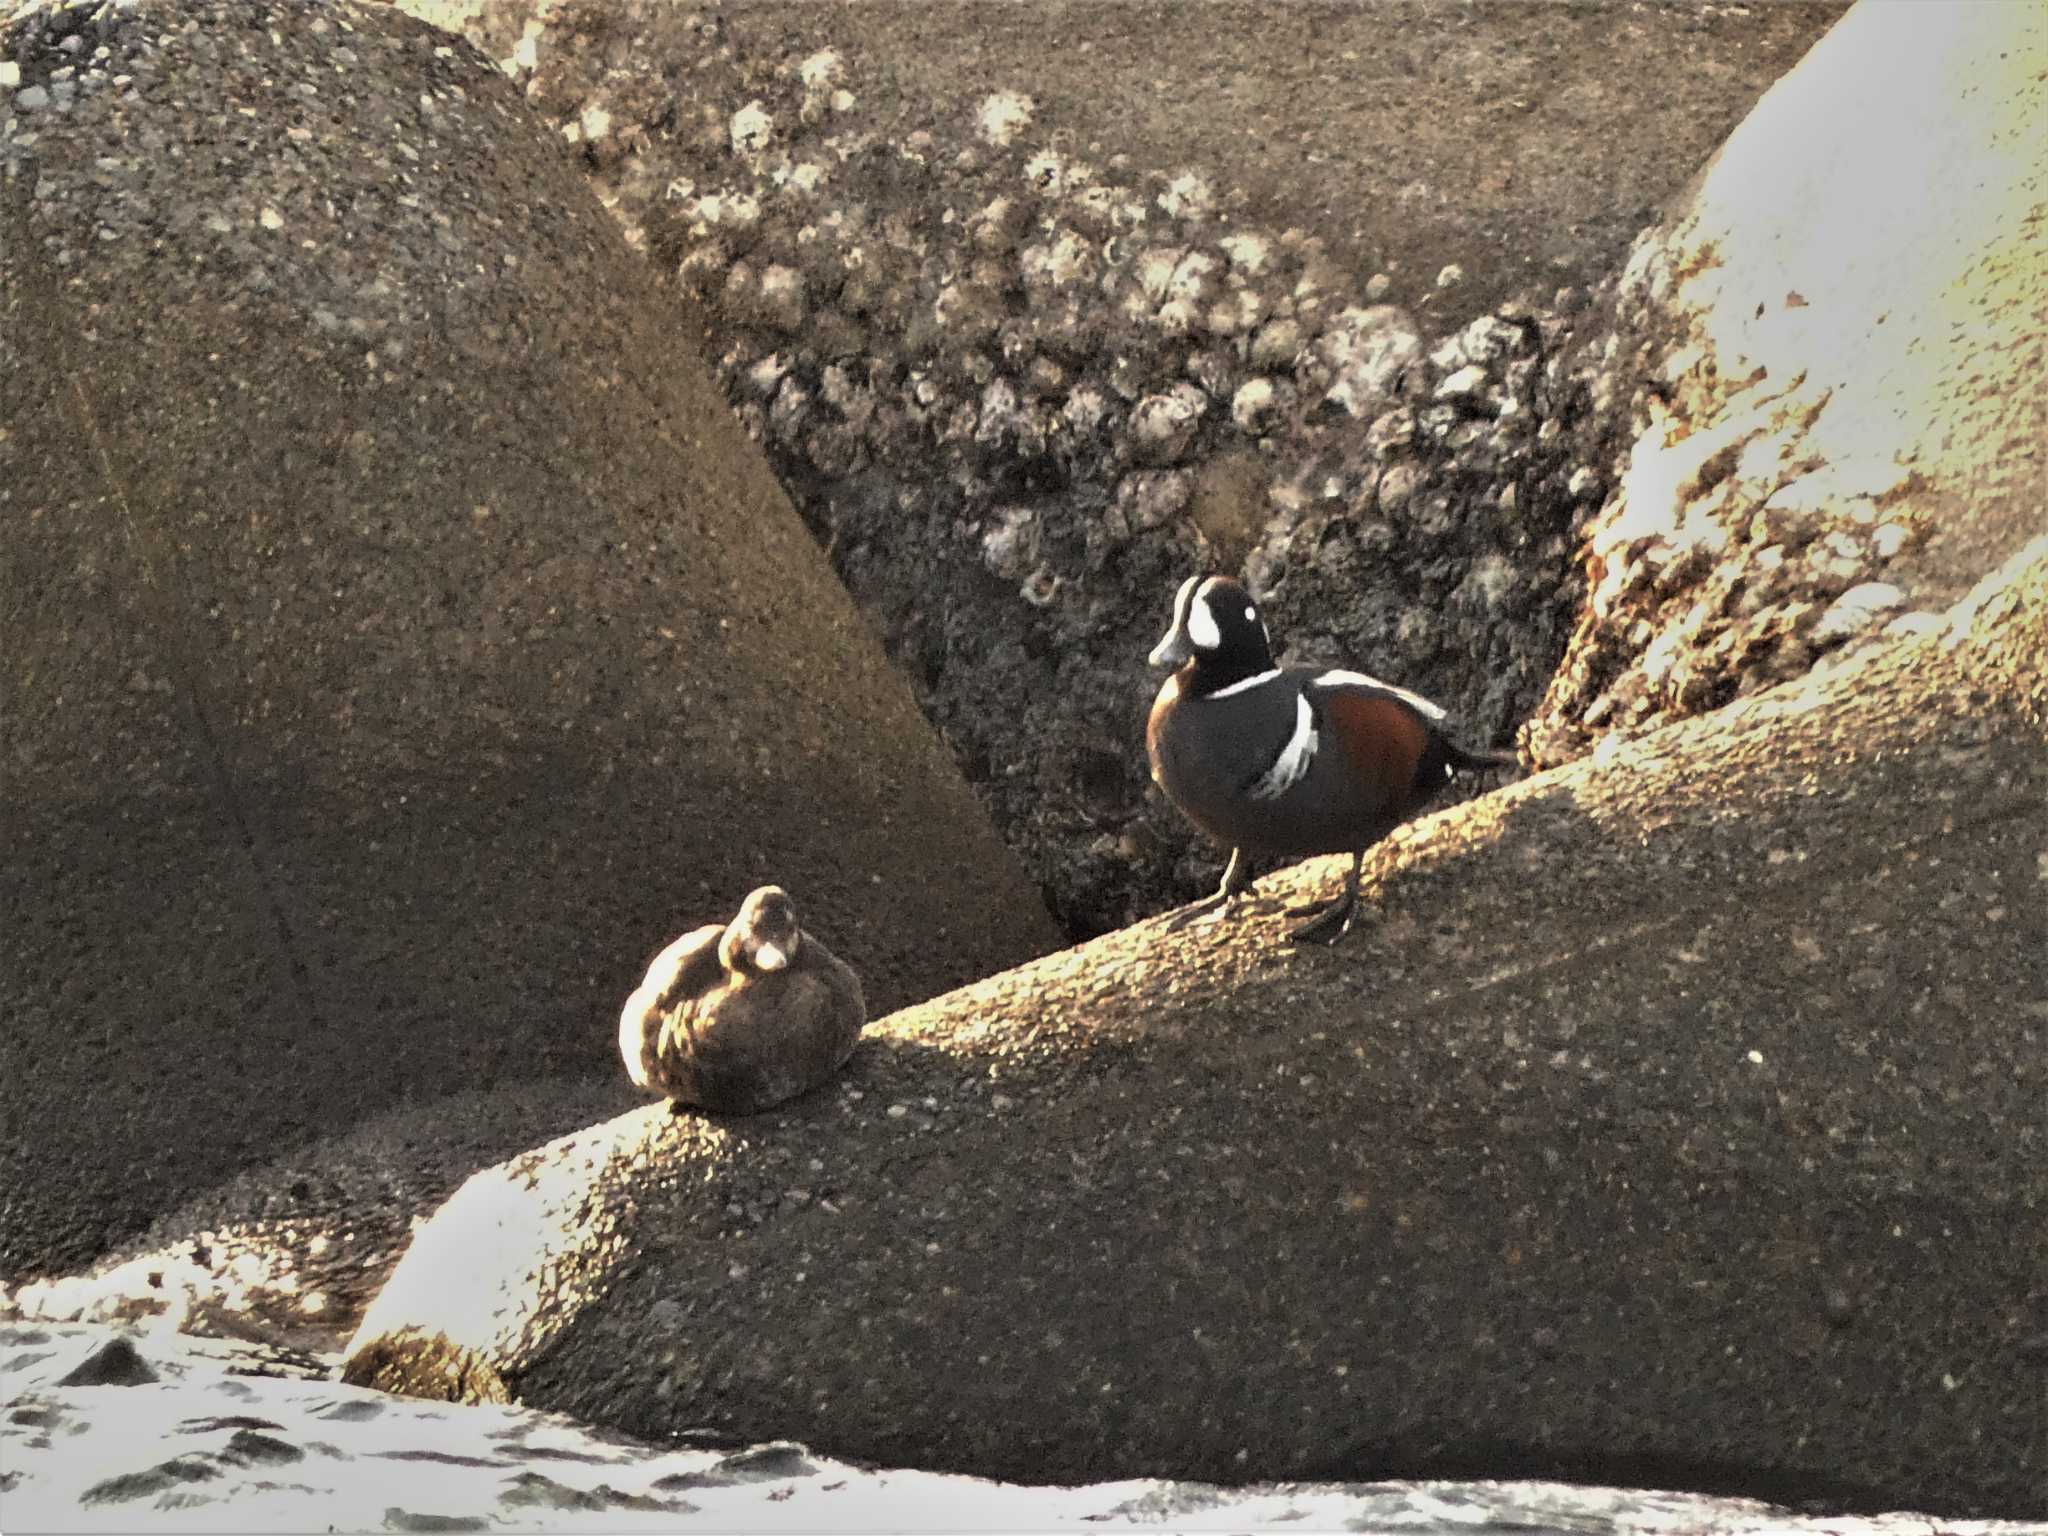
[
  {"xmin": 344, "ymin": 539, "xmax": 2048, "ymax": 1519},
  {"xmin": 0, "ymin": 0, "xmax": 1059, "ymax": 1282},
  {"xmin": 1525, "ymin": 0, "xmax": 2048, "ymax": 767},
  {"xmin": 383, "ymin": 0, "xmax": 1844, "ymax": 936}
]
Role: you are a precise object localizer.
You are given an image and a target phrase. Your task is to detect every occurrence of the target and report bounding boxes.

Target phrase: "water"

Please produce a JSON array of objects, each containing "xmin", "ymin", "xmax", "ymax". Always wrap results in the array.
[{"xmin": 3, "ymin": 1323, "xmax": 2036, "ymax": 1535}]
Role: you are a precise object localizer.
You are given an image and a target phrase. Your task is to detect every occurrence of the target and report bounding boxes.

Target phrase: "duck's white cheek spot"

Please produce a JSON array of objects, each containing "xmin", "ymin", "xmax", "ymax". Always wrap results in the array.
[
  {"xmin": 1186, "ymin": 593, "xmax": 1222, "ymax": 651},
  {"xmin": 755, "ymin": 942, "xmax": 788, "ymax": 971}
]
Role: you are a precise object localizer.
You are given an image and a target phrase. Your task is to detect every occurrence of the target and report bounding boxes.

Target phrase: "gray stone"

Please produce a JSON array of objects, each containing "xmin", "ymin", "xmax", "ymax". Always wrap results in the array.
[
  {"xmin": 1126, "ymin": 384, "xmax": 1207, "ymax": 465},
  {"xmin": 1376, "ymin": 462, "xmax": 1423, "ymax": 515},
  {"xmin": 56, "ymin": 1333, "xmax": 157, "ymax": 1387},
  {"xmin": 1433, "ymin": 363, "xmax": 1489, "ymax": 402},
  {"xmin": 1318, "ymin": 304, "xmax": 1423, "ymax": 418},
  {"xmin": 1454, "ymin": 312, "xmax": 1527, "ymax": 366},
  {"xmin": 1528, "ymin": 1, "xmax": 2048, "ymax": 769},
  {"xmin": 1246, "ymin": 315, "xmax": 1301, "ymax": 370},
  {"xmin": 1810, "ymin": 581, "xmax": 1905, "ymax": 647},
  {"xmin": 397, "ymin": 0, "xmax": 1832, "ymax": 939},
  {"xmin": 754, "ymin": 263, "xmax": 806, "ymax": 332},
  {"xmin": 742, "ymin": 352, "xmax": 790, "ymax": 400},
  {"xmin": 1229, "ymin": 376, "xmax": 1291, "ymax": 434},
  {"xmin": 980, "ymin": 505, "xmax": 1041, "ymax": 581},
  {"xmin": 0, "ymin": 0, "xmax": 1059, "ymax": 1283},
  {"xmin": 346, "ymin": 540, "xmax": 2048, "ymax": 1521},
  {"xmin": 1115, "ymin": 470, "xmax": 1192, "ymax": 534}
]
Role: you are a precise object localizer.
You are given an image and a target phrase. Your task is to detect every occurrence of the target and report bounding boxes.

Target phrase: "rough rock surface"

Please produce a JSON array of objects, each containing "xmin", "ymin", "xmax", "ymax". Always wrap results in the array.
[
  {"xmin": 0, "ymin": 0, "xmax": 1060, "ymax": 1283},
  {"xmin": 0, "ymin": 1070, "xmax": 644, "ymax": 1355},
  {"xmin": 383, "ymin": 0, "xmax": 1842, "ymax": 935},
  {"xmin": 343, "ymin": 540, "xmax": 2048, "ymax": 1519},
  {"xmin": 1524, "ymin": 0, "xmax": 2048, "ymax": 766},
  {"xmin": 410, "ymin": 0, "xmax": 1845, "ymax": 331}
]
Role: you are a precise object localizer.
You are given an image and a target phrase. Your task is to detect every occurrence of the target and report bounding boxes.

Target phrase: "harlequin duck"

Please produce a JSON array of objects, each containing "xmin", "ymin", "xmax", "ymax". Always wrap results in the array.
[
  {"xmin": 619, "ymin": 885, "xmax": 866, "ymax": 1114},
  {"xmin": 1146, "ymin": 574, "xmax": 1514, "ymax": 943}
]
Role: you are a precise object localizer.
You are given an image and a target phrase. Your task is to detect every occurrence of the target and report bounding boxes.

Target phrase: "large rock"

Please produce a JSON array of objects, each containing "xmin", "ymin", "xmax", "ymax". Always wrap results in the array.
[
  {"xmin": 0, "ymin": 1069, "xmax": 644, "ymax": 1354},
  {"xmin": 0, "ymin": 0, "xmax": 1059, "ymax": 1283},
  {"xmin": 370, "ymin": 0, "xmax": 1841, "ymax": 935},
  {"xmin": 416, "ymin": 0, "xmax": 1844, "ymax": 329},
  {"xmin": 1525, "ymin": 0, "xmax": 2048, "ymax": 766},
  {"xmin": 344, "ymin": 540, "xmax": 2048, "ymax": 1518}
]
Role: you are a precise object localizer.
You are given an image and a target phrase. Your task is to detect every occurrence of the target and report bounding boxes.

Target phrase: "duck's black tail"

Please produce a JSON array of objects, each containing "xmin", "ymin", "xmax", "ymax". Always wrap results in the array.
[{"xmin": 1446, "ymin": 741, "xmax": 1521, "ymax": 775}]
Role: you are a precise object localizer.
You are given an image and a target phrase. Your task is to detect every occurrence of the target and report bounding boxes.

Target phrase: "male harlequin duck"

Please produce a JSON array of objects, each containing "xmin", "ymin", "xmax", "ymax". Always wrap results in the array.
[
  {"xmin": 1146, "ymin": 574, "xmax": 1515, "ymax": 943},
  {"xmin": 619, "ymin": 885, "xmax": 866, "ymax": 1114}
]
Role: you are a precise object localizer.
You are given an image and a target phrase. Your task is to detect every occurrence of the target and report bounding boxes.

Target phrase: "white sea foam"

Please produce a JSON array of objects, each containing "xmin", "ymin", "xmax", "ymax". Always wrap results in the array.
[{"xmin": 0, "ymin": 1324, "xmax": 2029, "ymax": 1535}]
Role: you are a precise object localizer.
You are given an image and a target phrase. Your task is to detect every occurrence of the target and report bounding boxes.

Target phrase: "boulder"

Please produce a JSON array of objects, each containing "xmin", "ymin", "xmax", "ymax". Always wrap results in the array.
[
  {"xmin": 421, "ymin": 0, "xmax": 1842, "ymax": 328},
  {"xmin": 1526, "ymin": 0, "xmax": 2048, "ymax": 766},
  {"xmin": 369, "ymin": 0, "xmax": 1841, "ymax": 935},
  {"xmin": 0, "ymin": 1070, "xmax": 643, "ymax": 1354},
  {"xmin": 0, "ymin": 0, "xmax": 1059, "ymax": 1283},
  {"xmin": 344, "ymin": 539, "xmax": 2048, "ymax": 1519}
]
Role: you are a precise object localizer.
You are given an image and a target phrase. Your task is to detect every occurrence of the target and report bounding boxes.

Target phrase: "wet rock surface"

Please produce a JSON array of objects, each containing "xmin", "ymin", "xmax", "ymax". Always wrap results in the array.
[
  {"xmin": 54, "ymin": 1333, "xmax": 158, "ymax": 1387},
  {"xmin": 0, "ymin": 0, "xmax": 1059, "ymax": 1283},
  {"xmin": 388, "ymin": 0, "xmax": 1843, "ymax": 935},
  {"xmin": 0, "ymin": 1071, "xmax": 644, "ymax": 1357},
  {"xmin": 344, "ymin": 541, "xmax": 2048, "ymax": 1519}
]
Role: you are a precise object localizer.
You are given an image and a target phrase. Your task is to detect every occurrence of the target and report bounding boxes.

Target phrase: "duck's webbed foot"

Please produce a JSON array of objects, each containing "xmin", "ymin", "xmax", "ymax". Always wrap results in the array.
[
  {"xmin": 1287, "ymin": 851, "xmax": 1364, "ymax": 945},
  {"xmin": 1163, "ymin": 847, "xmax": 1258, "ymax": 933}
]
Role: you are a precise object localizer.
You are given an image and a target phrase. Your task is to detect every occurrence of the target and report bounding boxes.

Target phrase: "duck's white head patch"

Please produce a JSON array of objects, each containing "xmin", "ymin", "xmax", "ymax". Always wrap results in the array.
[{"xmin": 1185, "ymin": 587, "xmax": 1223, "ymax": 652}]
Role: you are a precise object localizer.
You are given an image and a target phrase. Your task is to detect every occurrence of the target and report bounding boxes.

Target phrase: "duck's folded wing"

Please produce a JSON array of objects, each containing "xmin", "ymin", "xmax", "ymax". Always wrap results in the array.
[
  {"xmin": 1303, "ymin": 671, "xmax": 1441, "ymax": 799},
  {"xmin": 626, "ymin": 923, "xmax": 725, "ymax": 1024},
  {"xmin": 619, "ymin": 925, "xmax": 725, "ymax": 1092},
  {"xmin": 1304, "ymin": 668, "xmax": 1449, "ymax": 724}
]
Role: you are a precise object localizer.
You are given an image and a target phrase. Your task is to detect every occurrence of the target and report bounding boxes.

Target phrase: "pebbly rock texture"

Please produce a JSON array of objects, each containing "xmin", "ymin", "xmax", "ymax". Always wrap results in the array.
[
  {"xmin": 403, "ymin": 0, "xmax": 1847, "ymax": 334},
  {"xmin": 344, "ymin": 538, "xmax": 2048, "ymax": 1519},
  {"xmin": 1522, "ymin": 0, "xmax": 2048, "ymax": 768},
  {"xmin": 0, "ymin": 0, "xmax": 1060, "ymax": 1284},
  {"xmin": 381, "ymin": 0, "xmax": 1848, "ymax": 935}
]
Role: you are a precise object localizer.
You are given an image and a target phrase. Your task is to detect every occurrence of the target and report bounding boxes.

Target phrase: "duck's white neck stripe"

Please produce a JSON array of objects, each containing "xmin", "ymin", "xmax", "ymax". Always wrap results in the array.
[
  {"xmin": 1203, "ymin": 667, "xmax": 1282, "ymax": 699},
  {"xmin": 1249, "ymin": 693, "xmax": 1318, "ymax": 800}
]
